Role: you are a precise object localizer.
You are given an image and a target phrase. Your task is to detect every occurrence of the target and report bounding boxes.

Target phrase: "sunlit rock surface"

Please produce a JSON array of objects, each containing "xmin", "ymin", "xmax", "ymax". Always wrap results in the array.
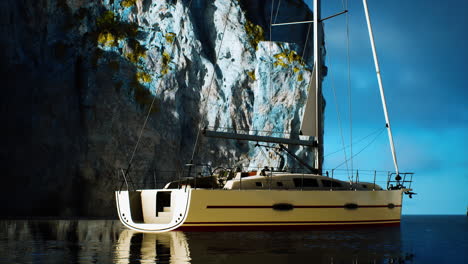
[{"xmin": 0, "ymin": 0, "xmax": 322, "ymax": 216}]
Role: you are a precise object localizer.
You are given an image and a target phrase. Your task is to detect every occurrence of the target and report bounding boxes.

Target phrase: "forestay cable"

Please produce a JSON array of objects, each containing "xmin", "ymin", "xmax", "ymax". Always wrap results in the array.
[
  {"xmin": 333, "ymin": 127, "xmax": 386, "ymax": 170},
  {"xmin": 344, "ymin": 0, "xmax": 353, "ymax": 176},
  {"xmin": 190, "ymin": 1, "xmax": 235, "ymax": 162},
  {"xmin": 324, "ymin": 126, "xmax": 385, "ymax": 158},
  {"xmin": 126, "ymin": 0, "xmax": 196, "ymax": 175},
  {"xmin": 324, "ymin": 33, "xmax": 350, "ymax": 180}
]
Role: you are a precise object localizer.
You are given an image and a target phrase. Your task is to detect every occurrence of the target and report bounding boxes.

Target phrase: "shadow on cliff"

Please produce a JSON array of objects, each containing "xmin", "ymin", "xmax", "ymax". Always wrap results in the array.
[{"xmin": 0, "ymin": 0, "xmax": 202, "ymax": 217}]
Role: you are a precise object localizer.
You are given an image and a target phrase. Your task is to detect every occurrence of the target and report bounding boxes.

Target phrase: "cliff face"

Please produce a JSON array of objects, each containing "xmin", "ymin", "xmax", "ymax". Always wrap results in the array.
[{"xmin": 0, "ymin": 0, "xmax": 320, "ymax": 217}]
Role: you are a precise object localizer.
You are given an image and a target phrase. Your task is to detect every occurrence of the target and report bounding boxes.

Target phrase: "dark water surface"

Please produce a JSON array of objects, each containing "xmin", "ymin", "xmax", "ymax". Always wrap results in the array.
[{"xmin": 0, "ymin": 216, "xmax": 466, "ymax": 263}]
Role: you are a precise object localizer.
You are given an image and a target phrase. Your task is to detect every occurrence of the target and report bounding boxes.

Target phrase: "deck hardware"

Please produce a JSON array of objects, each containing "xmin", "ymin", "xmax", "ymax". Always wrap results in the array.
[
  {"xmin": 272, "ymin": 203, "xmax": 294, "ymax": 211},
  {"xmin": 344, "ymin": 203, "xmax": 359, "ymax": 210}
]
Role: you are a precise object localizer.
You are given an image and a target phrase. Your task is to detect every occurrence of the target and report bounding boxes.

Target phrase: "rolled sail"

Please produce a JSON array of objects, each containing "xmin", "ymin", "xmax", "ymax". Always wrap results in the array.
[{"xmin": 300, "ymin": 66, "xmax": 317, "ymax": 137}]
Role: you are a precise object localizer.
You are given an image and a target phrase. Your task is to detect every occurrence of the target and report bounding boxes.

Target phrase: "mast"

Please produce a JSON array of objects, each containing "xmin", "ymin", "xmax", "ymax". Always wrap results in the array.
[
  {"xmin": 362, "ymin": 0, "xmax": 400, "ymax": 175},
  {"xmin": 313, "ymin": 0, "xmax": 323, "ymax": 174}
]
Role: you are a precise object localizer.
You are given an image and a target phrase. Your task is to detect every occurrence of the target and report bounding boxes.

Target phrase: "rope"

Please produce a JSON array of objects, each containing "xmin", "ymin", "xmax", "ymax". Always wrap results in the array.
[
  {"xmin": 300, "ymin": 0, "xmax": 313, "ymax": 59},
  {"xmin": 273, "ymin": 0, "xmax": 282, "ymax": 24},
  {"xmin": 268, "ymin": 0, "xmax": 276, "ymax": 101},
  {"xmin": 324, "ymin": 126, "xmax": 386, "ymax": 157},
  {"xmin": 189, "ymin": 1, "xmax": 234, "ymax": 162},
  {"xmin": 344, "ymin": 0, "xmax": 353, "ymax": 177},
  {"xmin": 324, "ymin": 34, "xmax": 350, "ymax": 179},
  {"xmin": 258, "ymin": 145, "xmax": 272, "ymax": 168},
  {"xmin": 302, "ymin": 23, "xmax": 312, "ymax": 60},
  {"xmin": 332, "ymin": 126, "xmax": 386, "ymax": 170},
  {"xmin": 270, "ymin": 0, "xmax": 275, "ymax": 42},
  {"xmin": 126, "ymin": 0, "xmax": 196, "ymax": 175}
]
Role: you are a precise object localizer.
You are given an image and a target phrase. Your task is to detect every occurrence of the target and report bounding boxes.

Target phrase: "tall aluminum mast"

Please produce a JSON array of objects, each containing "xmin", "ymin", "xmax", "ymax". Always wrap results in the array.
[
  {"xmin": 362, "ymin": 0, "xmax": 400, "ymax": 175},
  {"xmin": 313, "ymin": 0, "xmax": 323, "ymax": 173}
]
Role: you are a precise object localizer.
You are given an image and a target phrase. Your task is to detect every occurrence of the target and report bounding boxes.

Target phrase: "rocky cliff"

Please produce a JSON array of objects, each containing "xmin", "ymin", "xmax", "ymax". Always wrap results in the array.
[{"xmin": 0, "ymin": 0, "xmax": 322, "ymax": 217}]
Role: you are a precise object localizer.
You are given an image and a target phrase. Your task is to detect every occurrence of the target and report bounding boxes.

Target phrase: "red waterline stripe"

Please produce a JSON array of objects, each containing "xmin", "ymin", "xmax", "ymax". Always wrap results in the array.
[
  {"xmin": 206, "ymin": 205, "xmax": 401, "ymax": 209},
  {"xmin": 184, "ymin": 219, "xmax": 400, "ymax": 225},
  {"xmin": 176, "ymin": 222, "xmax": 400, "ymax": 231}
]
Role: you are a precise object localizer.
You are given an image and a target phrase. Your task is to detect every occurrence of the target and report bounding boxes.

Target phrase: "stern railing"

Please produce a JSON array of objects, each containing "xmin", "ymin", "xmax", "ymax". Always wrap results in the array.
[{"xmin": 115, "ymin": 166, "xmax": 414, "ymax": 192}]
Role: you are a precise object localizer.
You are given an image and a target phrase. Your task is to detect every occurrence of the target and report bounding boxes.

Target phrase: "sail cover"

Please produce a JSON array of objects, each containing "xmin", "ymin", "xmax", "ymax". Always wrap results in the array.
[{"xmin": 300, "ymin": 66, "xmax": 317, "ymax": 137}]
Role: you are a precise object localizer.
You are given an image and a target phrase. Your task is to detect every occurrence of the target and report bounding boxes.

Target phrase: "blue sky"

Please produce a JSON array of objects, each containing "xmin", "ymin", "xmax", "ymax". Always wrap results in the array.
[{"xmin": 305, "ymin": 0, "xmax": 467, "ymax": 214}]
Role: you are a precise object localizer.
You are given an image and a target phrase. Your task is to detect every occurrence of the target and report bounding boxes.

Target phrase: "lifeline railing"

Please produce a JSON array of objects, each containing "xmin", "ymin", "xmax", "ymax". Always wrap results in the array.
[{"xmin": 115, "ymin": 166, "xmax": 414, "ymax": 192}]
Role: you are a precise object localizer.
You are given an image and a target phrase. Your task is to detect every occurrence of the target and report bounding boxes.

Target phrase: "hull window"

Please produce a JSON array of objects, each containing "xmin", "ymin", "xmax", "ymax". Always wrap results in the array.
[
  {"xmin": 322, "ymin": 180, "xmax": 342, "ymax": 188},
  {"xmin": 293, "ymin": 178, "xmax": 319, "ymax": 187}
]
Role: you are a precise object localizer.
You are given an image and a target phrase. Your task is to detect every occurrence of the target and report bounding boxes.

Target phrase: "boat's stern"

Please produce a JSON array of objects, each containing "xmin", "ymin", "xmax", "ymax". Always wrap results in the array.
[{"xmin": 115, "ymin": 188, "xmax": 191, "ymax": 232}]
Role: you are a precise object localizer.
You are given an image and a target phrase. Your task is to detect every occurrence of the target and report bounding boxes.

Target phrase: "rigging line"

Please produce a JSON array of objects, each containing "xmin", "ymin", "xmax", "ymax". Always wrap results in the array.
[
  {"xmin": 332, "ymin": 126, "xmax": 386, "ymax": 170},
  {"xmin": 324, "ymin": 126, "xmax": 385, "ymax": 157},
  {"xmin": 344, "ymin": 0, "xmax": 353, "ymax": 177},
  {"xmin": 268, "ymin": 0, "xmax": 275, "ymax": 101},
  {"xmin": 258, "ymin": 145, "xmax": 272, "ymax": 168},
  {"xmin": 300, "ymin": 10, "xmax": 313, "ymax": 63},
  {"xmin": 273, "ymin": 0, "xmax": 282, "ymax": 24},
  {"xmin": 324, "ymin": 34, "xmax": 350, "ymax": 180},
  {"xmin": 126, "ymin": 0, "xmax": 196, "ymax": 175},
  {"xmin": 190, "ymin": 1, "xmax": 234, "ymax": 162},
  {"xmin": 302, "ymin": 23, "xmax": 312, "ymax": 60},
  {"xmin": 270, "ymin": 0, "xmax": 275, "ymax": 42}
]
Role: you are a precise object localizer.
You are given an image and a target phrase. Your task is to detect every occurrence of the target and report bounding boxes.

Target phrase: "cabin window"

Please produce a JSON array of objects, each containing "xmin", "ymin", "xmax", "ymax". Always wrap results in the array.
[
  {"xmin": 276, "ymin": 182, "xmax": 283, "ymax": 187},
  {"xmin": 321, "ymin": 180, "xmax": 342, "ymax": 187},
  {"xmin": 255, "ymin": 182, "xmax": 262, "ymax": 187},
  {"xmin": 293, "ymin": 178, "xmax": 319, "ymax": 187}
]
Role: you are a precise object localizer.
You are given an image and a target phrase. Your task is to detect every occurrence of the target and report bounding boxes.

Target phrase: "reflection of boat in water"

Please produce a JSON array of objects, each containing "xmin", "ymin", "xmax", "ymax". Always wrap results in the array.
[
  {"xmin": 115, "ymin": 0, "xmax": 415, "ymax": 232},
  {"xmin": 115, "ymin": 230, "xmax": 190, "ymax": 264},
  {"xmin": 114, "ymin": 227, "xmax": 410, "ymax": 264}
]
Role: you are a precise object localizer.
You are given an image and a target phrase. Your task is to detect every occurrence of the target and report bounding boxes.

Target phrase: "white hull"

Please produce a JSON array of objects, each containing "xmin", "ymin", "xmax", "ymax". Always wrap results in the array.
[
  {"xmin": 116, "ymin": 188, "xmax": 404, "ymax": 232},
  {"xmin": 116, "ymin": 189, "xmax": 191, "ymax": 232}
]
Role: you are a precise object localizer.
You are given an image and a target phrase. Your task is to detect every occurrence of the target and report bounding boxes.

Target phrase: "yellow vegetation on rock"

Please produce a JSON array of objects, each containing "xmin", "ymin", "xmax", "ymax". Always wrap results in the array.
[
  {"xmin": 273, "ymin": 50, "xmax": 305, "ymax": 68},
  {"xmin": 121, "ymin": 0, "xmax": 137, "ymax": 8},
  {"xmin": 98, "ymin": 31, "xmax": 118, "ymax": 46},
  {"xmin": 130, "ymin": 74, "xmax": 158, "ymax": 113},
  {"xmin": 244, "ymin": 20, "xmax": 264, "ymax": 50},
  {"xmin": 95, "ymin": 10, "xmax": 140, "ymax": 51},
  {"xmin": 125, "ymin": 40, "xmax": 147, "ymax": 63},
  {"xmin": 136, "ymin": 71, "xmax": 152, "ymax": 83},
  {"xmin": 297, "ymin": 74, "xmax": 304, "ymax": 82},
  {"xmin": 161, "ymin": 51, "xmax": 171, "ymax": 75},
  {"xmin": 247, "ymin": 70, "xmax": 256, "ymax": 81},
  {"xmin": 165, "ymin": 33, "xmax": 176, "ymax": 43}
]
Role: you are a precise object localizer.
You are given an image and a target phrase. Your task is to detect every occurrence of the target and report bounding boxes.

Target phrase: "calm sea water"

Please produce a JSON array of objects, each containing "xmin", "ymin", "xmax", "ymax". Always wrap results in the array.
[{"xmin": 0, "ymin": 216, "xmax": 466, "ymax": 264}]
